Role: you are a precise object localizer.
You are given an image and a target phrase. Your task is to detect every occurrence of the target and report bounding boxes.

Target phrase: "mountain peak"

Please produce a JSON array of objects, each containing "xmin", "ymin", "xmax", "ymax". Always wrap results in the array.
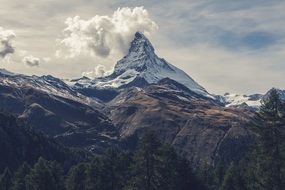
[
  {"xmin": 0, "ymin": 68, "xmax": 16, "ymax": 76},
  {"xmin": 74, "ymin": 32, "xmax": 214, "ymax": 99},
  {"xmin": 128, "ymin": 32, "xmax": 154, "ymax": 55}
]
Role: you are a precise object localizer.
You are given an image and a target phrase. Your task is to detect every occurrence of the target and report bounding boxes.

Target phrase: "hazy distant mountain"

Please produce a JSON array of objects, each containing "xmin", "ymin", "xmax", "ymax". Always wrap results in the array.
[{"xmin": 222, "ymin": 88, "xmax": 285, "ymax": 111}]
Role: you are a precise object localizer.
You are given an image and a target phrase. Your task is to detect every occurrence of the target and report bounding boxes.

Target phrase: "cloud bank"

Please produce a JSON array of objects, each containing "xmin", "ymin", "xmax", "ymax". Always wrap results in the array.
[
  {"xmin": 58, "ymin": 7, "xmax": 158, "ymax": 58},
  {"xmin": 0, "ymin": 27, "xmax": 16, "ymax": 58},
  {"xmin": 22, "ymin": 55, "xmax": 40, "ymax": 67},
  {"xmin": 82, "ymin": 64, "xmax": 113, "ymax": 78}
]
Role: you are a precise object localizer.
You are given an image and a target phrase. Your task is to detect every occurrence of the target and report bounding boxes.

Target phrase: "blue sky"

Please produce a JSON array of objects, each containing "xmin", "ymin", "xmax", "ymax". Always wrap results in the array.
[{"xmin": 0, "ymin": 0, "xmax": 284, "ymax": 94}]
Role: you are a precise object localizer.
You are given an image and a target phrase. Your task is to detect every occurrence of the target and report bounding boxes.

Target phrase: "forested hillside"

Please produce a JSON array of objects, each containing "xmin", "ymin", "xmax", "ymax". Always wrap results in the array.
[{"xmin": 0, "ymin": 89, "xmax": 284, "ymax": 190}]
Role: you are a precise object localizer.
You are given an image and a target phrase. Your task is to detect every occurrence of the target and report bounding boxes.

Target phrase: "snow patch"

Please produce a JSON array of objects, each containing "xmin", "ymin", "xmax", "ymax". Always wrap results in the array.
[{"xmin": 224, "ymin": 93, "xmax": 262, "ymax": 109}]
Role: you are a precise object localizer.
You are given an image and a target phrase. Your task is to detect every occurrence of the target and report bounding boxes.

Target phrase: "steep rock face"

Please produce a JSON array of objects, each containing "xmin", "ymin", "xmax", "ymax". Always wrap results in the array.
[
  {"xmin": 0, "ymin": 71, "xmax": 118, "ymax": 153},
  {"xmin": 0, "ymin": 112, "xmax": 82, "ymax": 172},
  {"xmin": 263, "ymin": 88, "xmax": 285, "ymax": 102},
  {"xmin": 106, "ymin": 79, "xmax": 254, "ymax": 169}
]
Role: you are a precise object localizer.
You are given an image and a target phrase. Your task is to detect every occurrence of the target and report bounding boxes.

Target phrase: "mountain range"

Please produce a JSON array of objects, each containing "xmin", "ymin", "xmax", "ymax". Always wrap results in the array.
[{"xmin": 0, "ymin": 32, "xmax": 284, "ymax": 169}]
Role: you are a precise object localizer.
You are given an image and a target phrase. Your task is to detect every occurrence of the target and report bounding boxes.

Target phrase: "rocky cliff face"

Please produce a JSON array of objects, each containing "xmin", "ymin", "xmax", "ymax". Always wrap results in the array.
[
  {"xmin": 106, "ymin": 78, "xmax": 254, "ymax": 168},
  {"xmin": 0, "ymin": 112, "xmax": 82, "ymax": 172},
  {"xmin": 0, "ymin": 71, "xmax": 118, "ymax": 153}
]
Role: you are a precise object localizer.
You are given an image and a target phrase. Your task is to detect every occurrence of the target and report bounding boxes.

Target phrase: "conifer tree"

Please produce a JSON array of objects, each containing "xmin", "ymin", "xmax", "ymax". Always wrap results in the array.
[
  {"xmin": 99, "ymin": 148, "xmax": 127, "ymax": 190},
  {"xmin": 11, "ymin": 162, "xmax": 30, "ymax": 190},
  {"xmin": 220, "ymin": 162, "xmax": 245, "ymax": 190},
  {"xmin": 0, "ymin": 168, "xmax": 13, "ymax": 190},
  {"xmin": 26, "ymin": 157, "xmax": 64, "ymax": 190},
  {"xmin": 127, "ymin": 130, "xmax": 164, "ymax": 190},
  {"xmin": 252, "ymin": 89, "xmax": 285, "ymax": 190},
  {"xmin": 85, "ymin": 148, "xmax": 131, "ymax": 190},
  {"xmin": 65, "ymin": 163, "xmax": 87, "ymax": 190},
  {"xmin": 85, "ymin": 158, "xmax": 100, "ymax": 190}
]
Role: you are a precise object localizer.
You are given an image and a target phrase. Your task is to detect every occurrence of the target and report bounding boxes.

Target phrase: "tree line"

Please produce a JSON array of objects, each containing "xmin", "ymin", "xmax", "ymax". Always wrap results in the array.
[{"xmin": 0, "ymin": 130, "xmax": 206, "ymax": 190}]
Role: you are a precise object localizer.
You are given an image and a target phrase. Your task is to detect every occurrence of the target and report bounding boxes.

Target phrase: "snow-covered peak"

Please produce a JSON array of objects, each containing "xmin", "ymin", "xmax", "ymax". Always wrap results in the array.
[
  {"xmin": 0, "ymin": 68, "xmax": 16, "ymax": 76},
  {"xmin": 112, "ymin": 32, "xmax": 158, "ymax": 76},
  {"xmin": 0, "ymin": 70, "xmax": 101, "ymax": 106},
  {"xmin": 223, "ymin": 88, "xmax": 285, "ymax": 111},
  {"xmin": 263, "ymin": 88, "xmax": 285, "ymax": 102},
  {"xmin": 78, "ymin": 32, "xmax": 214, "ymax": 99},
  {"xmin": 128, "ymin": 32, "xmax": 155, "ymax": 55},
  {"xmin": 223, "ymin": 93, "xmax": 262, "ymax": 110}
]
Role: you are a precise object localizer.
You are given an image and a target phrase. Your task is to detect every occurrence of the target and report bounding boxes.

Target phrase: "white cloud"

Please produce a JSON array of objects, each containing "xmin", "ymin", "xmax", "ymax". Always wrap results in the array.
[
  {"xmin": 22, "ymin": 55, "xmax": 40, "ymax": 67},
  {"xmin": 18, "ymin": 50, "xmax": 27, "ymax": 57},
  {"xmin": 0, "ymin": 27, "xmax": 16, "ymax": 58},
  {"xmin": 43, "ymin": 57, "xmax": 51, "ymax": 62},
  {"xmin": 58, "ymin": 6, "xmax": 158, "ymax": 58},
  {"xmin": 82, "ymin": 64, "xmax": 113, "ymax": 78},
  {"xmin": 21, "ymin": 55, "xmax": 51, "ymax": 67}
]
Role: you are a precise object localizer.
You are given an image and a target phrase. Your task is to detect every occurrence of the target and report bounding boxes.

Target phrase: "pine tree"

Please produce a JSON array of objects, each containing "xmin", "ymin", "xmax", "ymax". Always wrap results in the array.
[
  {"xmin": 220, "ymin": 162, "xmax": 245, "ymax": 190},
  {"xmin": 99, "ymin": 148, "xmax": 127, "ymax": 190},
  {"xmin": 252, "ymin": 89, "xmax": 285, "ymax": 190},
  {"xmin": 85, "ymin": 148, "xmax": 131, "ymax": 190},
  {"xmin": 65, "ymin": 163, "xmax": 87, "ymax": 190},
  {"xmin": 126, "ymin": 130, "xmax": 206, "ymax": 190},
  {"xmin": 159, "ymin": 145, "xmax": 206, "ymax": 190},
  {"xmin": 176, "ymin": 157, "xmax": 206, "ymax": 190},
  {"xmin": 11, "ymin": 162, "xmax": 30, "ymax": 190},
  {"xmin": 48, "ymin": 161, "xmax": 65, "ymax": 190},
  {"xmin": 127, "ymin": 130, "xmax": 164, "ymax": 190},
  {"xmin": 26, "ymin": 157, "xmax": 64, "ymax": 190},
  {"xmin": 158, "ymin": 145, "xmax": 178, "ymax": 190},
  {"xmin": 85, "ymin": 158, "xmax": 100, "ymax": 190},
  {"xmin": 0, "ymin": 168, "xmax": 13, "ymax": 190}
]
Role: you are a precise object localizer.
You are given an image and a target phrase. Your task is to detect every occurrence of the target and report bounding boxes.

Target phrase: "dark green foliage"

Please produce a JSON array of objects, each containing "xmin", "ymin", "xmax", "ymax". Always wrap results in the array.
[
  {"xmin": 220, "ymin": 162, "xmax": 246, "ymax": 190},
  {"xmin": 0, "ymin": 112, "xmax": 206, "ymax": 190},
  {"xmin": 63, "ymin": 131, "xmax": 206, "ymax": 190},
  {"xmin": 85, "ymin": 158, "xmax": 99, "ymax": 190},
  {"xmin": 126, "ymin": 130, "xmax": 206, "ymax": 190},
  {"xmin": 127, "ymin": 130, "xmax": 163, "ymax": 190},
  {"xmin": 78, "ymin": 148, "xmax": 131, "ymax": 190},
  {"xmin": 11, "ymin": 162, "xmax": 30, "ymax": 190},
  {"xmin": 103, "ymin": 149, "xmax": 129, "ymax": 190},
  {"xmin": 0, "ymin": 111, "xmax": 85, "ymax": 173},
  {"xmin": 252, "ymin": 89, "xmax": 285, "ymax": 190},
  {"xmin": 66, "ymin": 163, "xmax": 87, "ymax": 190},
  {"xmin": 26, "ymin": 157, "xmax": 64, "ymax": 190},
  {"xmin": 0, "ymin": 168, "xmax": 13, "ymax": 190}
]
